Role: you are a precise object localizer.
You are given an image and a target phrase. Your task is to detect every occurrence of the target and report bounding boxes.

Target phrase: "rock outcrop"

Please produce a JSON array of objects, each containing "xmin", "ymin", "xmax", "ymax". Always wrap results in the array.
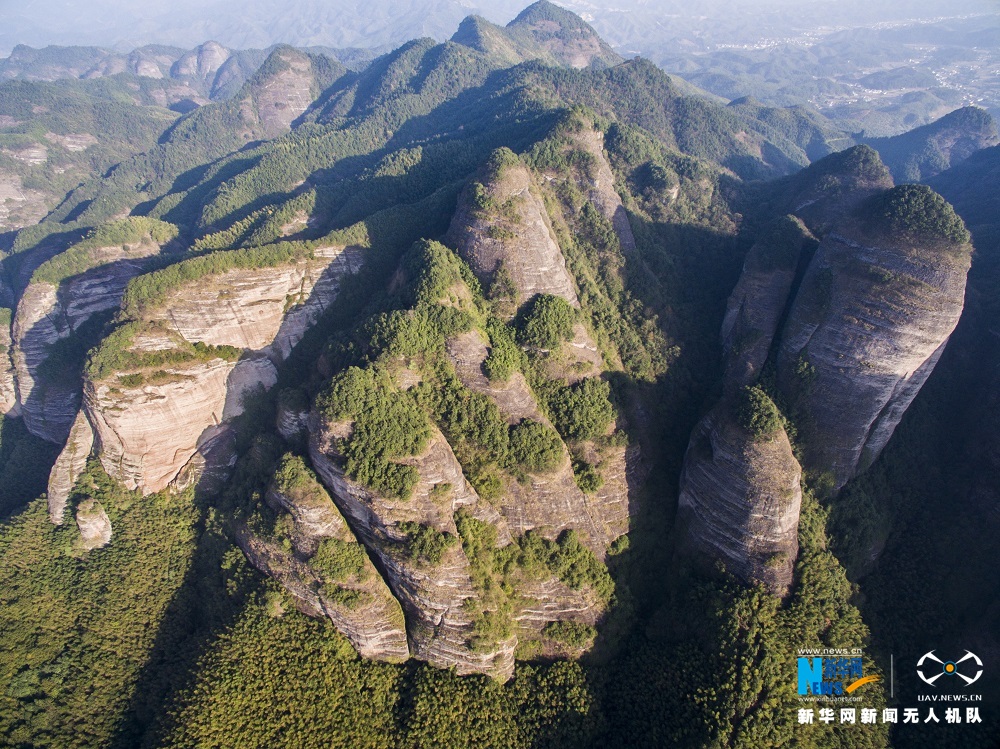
[
  {"xmin": 678, "ymin": 391, "xmax": 802, "ymax": 595},
  {"xmin": 0, "ymin": 313, "xmax": 18, "ymax": 416},
  {"xmin": 774, "ymin": 145, "xmax": 894, "ymax": 236},
  {"xmin": 75, "ymin": 498, "xmax": 112, "ymax": 550},
  {"xmin": 310, "ymin": 421, "xmax": 517, "ymax": 678},
  {"xmin": 721, "ymin": 216, "xmax": 816, "ymax": 389},
  {"xmin": 85, "ymin": 245, "xmax": 364, "ymax": 495},
  {"xmin": 776, "ymin": 195, "xmax": 972, "ymax": 487},
  {"xmin": 237, "ymin": 454, "xmax": 409, "ymax": 661},
  {"xmin": 46, "ymin": 409, "xmax": 94, "ymax": 523},
  {"xmin": 446, "ymin": 156, "xmax": 579, "ymax": 307},
  {"xmin": 565, "ymin": 127, "xmax": 637, "ymax": 253},
  {"xmin": 11, "ymin": 232, "xmax": 169, "ymax": 443},
  {"xmin": 446, "ymin": 329, "xmax": 630, "ymax": 552}
]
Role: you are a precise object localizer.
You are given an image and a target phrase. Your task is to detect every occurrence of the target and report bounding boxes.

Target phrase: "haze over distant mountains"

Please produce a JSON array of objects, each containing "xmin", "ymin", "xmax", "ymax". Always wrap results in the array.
[{"xmin": 0, "ymin": 0, "xmax": 993, "ymax": 56}]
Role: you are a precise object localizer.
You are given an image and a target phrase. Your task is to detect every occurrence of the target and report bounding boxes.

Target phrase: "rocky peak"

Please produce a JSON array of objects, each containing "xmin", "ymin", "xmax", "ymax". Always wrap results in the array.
[
  {"xmin": 82, "ymin": 243, "xmax": 364, "ymax": 496},
  {"xmin": 678, "ymin": 387, "xmax": 802, "ymax": 596},
  {"xmin": 506, "ymin": 1, "xmax": 622, "ymax": 70},
  {"xmin": 171, "ymin": 41, "xmax": 231, "ymax": 81},
  {"xmin": 774, "ymin": 145, "xmax": 894, "ymax": 235},
  {"xmin": 721, "ymin": 215, "xmax": 817, "ymax": 390},
  {"xmin": 776, "ymin": 186, "xmax": 971, "ymax": 488},
  {"xmin": 446, "ymin": 149, "xmax": 579, "ymax": 308},
  {"xmin": 239, "ymin": 46, "xmax": 329, "ymax": 139}
]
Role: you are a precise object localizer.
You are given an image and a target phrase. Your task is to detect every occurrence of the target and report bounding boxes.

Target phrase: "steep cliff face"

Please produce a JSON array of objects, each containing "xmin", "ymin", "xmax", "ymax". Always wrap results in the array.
[
  {"xmin": 12, "ymin": 231, "xmax": 169, "ymax": 444},
  {"xmin": 171, "ymin": 42, "xmax": 231, "ymax": 84},
  {"xmin": 74, "ymin": 498, "xmax": 112, "ymax": 551},
  {"xmin": 678, "ymin": 389, "xmax": 802, "ymax": 595},
  {"xmin": 84, "ymin": 244, "xmax": 364, "ymax": 495},
  {"xmin": 777, "ymin": 187, "xmax": 972, "ymax": 488},
  {"xmin": 0, "ymin": 171, "xmax": 48, "ymax": 232},
  {"xmin": 564, "ymin": 128, "xmax": 637, "ymax": 254},
  {"xmin": 46, "ymin": 409, "xmax": 94, "ymax": 523},
  {"xmin": 0, "ymin": 312, "xmax": 18, "ymax": 416},
  {"xmin": 239, "ymin": 47, "xmax": 323, "ymax": 139},
  {"xmin": 446, "ymin": 155, "xmax": 579, "ymax": 308},
  {"xmin": 237, "ymin": 454, "xmax": 409, "ymax": 661},
  {"xmin": 721, "ymin": 216, "xmax": 816, "ymax": 390},
  {"xmin": 309, "ymin": 421, "xmax": 518, "ymax": 678},
  {"xmin": 446, "ymin": 329, "xmax": 627, "ymax": 552}
]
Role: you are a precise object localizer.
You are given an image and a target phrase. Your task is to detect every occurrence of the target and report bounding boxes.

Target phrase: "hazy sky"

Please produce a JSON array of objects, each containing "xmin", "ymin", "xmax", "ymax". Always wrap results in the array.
[{"xmin": 0, "ymin": 0, "xmax": 996, "ymax": 57}]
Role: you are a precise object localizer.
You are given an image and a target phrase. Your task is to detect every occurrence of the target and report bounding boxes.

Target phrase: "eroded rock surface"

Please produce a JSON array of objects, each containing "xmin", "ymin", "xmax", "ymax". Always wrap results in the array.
[
  {"xmin": 75, "ymin": 498, "xmax": 112, "ymax": 550},
  {"xmin": 721, "ymin": 215, "xmax": 816, "ymax": 390},
  {"xmin": 447, "ymin": 160, "xmax": 579, "ymax": 307},
  {"xmin": 85, "ymin": 245, "xmax": 363, "ymax": 494},
  {"xmin": 12, "ymin": 238, "xmax": 167, "ymax": 443},
  {"xmin": 678, "ymin": 396, "xmax": 802, "ymax": 595},
  {"xmin": 777, "ymin": 215, "xmax": 971, "ymax": 488},
  {"xmin": 47, "ymin": 410, "xmax": 94, "ymax": 523}
]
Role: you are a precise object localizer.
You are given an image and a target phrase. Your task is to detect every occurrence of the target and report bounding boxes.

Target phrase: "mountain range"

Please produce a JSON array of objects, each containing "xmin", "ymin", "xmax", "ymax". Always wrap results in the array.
[{"xmin": 0, "ymin": 3, "xmax": 998, "ymax": 747}]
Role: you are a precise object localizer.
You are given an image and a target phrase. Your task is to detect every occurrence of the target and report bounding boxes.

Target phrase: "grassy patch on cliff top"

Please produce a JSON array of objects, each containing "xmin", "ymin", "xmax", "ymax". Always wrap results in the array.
[{"xmin": 30, "ymin": 217, "xmax": 178, "ymax": 286}]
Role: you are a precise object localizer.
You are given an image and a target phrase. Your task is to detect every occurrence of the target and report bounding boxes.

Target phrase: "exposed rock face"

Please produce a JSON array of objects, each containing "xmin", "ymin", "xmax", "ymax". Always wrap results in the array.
[
  {"xmin": 0, "ymin": 171, "xmax": 48, "ymax": 231},
  {"xmin": 566, "ymin": 128, "xmax": 636, "ymax": 253},
  {"xmin": 447, "ymin": 161, "xmax": 579, "ymax": 307},
  {"xmin": 505, "ymin": 1, "xmax": 622, "ymax": 70},
  {"xmin": 242, "ymin": 48, "xmax": 319, "ymax": 139},
  {"xmin": 721, "ymin": 216, "xmax": 816, "ymax": 389},
  {"xmin": 678, "ymin": 397, "xmax": 802, "ymax": 595},
  {"xmin": 75, "ymin": 498, "xmax": 112, "ymax": 550},
  {"xmin": 777, "ymin": 219, "xmax": 971, "ymax": 488},
  {"xmin": 160, "ymin": 246, "xmax": 363, "ymax": 358},
  {"xmin": 47, "ymin": 410, "xmax": 94, "ymax": 523},
  {"xmin": 12, "ymin": 240, "xmax": 165, "ymax": 443},
  {"xmin": 0, "ymin": 316, "xmax": 18, "ymax": 416},
  {"xmin": 236, "ymin": 456, "xmax": 410, "ymax": 661},
  {"xmin": 87, "ymin": 357, "xmax": 274, "ymax": 494},
  {"xmin": 309, "ymin": 422, "xmax": 517, "ymax": 678},
  {"xmin": 446, "ymin": 330, "xmax": 629, "ymax": 553},
  {"xmin": 85, "ymin": 245, "xmax": 363, "ymax": 494},
  {"xmin": 171, "ymin": 42, "xmax": 231, "ymax": 83}
]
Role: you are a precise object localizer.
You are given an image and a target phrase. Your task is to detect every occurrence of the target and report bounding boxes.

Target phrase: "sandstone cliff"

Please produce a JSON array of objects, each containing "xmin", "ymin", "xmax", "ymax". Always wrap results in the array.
[
  {"xmin": 309, "ymin": 421, "xmax": 518, "ymax": 679},
  {"xmin": 678, "ymin": 389, "xmax": 802, "ymax": 595},
  {"xmin": 46, "ymin": 409, "xmax": 94, "ymax": 523},
  {"xmin": 777, "ymin": 190, "xmax": 972, "ymax": 488},
  {"xmin": 237, "ymin": 454, "xmax": 409, "ymax": 661},
  {"xmin": 721, "ymin": 216, "xmax": 816, "ymax": 390},
  {"xmin": 774, "ymin": 145, "xmax": 894, "ymax": 236},
  {"xmin": 446, "ymin": 329, "xmax": 628, "ymax": 553},
  {"xmin": 12, "ymin": 228, "xmax": 170, "ymax": 444},
  {"xmin": 0, "ymin": 311, "xmax": 17, "ymax": 416},
  {"xmin": 84, "ymin": 244, "xmax": 364, "ymax": 495},
  {"xmin": 446, "ymin": 154, "xmax": 579, "ymax": 308}
]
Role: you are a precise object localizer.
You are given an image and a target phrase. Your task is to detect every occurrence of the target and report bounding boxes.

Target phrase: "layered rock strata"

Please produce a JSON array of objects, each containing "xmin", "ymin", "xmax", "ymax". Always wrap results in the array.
[
  {"xmin": 678, "ymin": 396, "xmax": 802, "ymax": 595},
  {"xmin": 777, "ymin": 220, "xmax": 971, "ymax": 488},
  {"xmin": 85, "ymin": 245, "xmax": 363, "ymax": 495}
]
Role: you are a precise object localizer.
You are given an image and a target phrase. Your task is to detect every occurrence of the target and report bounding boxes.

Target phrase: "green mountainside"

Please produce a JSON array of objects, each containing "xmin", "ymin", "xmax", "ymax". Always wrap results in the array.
[{"xmin": 0, "ymin": 3, "xmax": 997, "ymax": 748}]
